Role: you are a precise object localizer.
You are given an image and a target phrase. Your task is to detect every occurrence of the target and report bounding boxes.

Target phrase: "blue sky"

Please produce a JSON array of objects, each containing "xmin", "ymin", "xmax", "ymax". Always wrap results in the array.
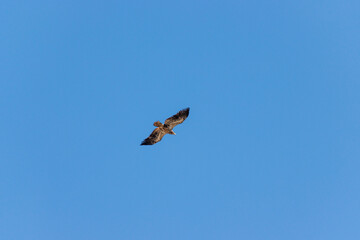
[{"xmin": 1, "ymin": 0, "xmax": 359, "ymax": 239}]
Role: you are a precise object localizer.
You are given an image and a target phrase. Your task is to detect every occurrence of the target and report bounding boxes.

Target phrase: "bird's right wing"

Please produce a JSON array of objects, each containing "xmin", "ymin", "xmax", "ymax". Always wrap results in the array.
[
  {"xmin": 140, "ymin": 128, "xmax": 166, "ymax": 145},
  {"xmin": 164, "ymin": 107, "xmax": 190, "ymax": 130}
]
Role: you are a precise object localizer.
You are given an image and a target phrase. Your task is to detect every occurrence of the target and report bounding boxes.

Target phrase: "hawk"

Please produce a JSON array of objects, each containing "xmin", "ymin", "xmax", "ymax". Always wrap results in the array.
[{"xmin": 140, "ymin": 107, "xmax": 190, "ymax": 145}]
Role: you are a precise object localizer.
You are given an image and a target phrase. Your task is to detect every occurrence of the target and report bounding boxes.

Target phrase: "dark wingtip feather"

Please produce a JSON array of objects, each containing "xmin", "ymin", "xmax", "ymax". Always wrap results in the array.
[
  {"xmin": 183, "ymin": 107, "xmax": 190, "ymax": 117},
  {"xmin": 140, "ymin": 139, "xmax": 153, "ymax": 145}
]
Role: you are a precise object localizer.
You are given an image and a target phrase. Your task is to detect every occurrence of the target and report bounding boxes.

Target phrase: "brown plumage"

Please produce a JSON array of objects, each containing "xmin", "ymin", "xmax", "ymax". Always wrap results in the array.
[{"xmin": 140, "ymin": 108, "xmax": 190, "ymax": 145}]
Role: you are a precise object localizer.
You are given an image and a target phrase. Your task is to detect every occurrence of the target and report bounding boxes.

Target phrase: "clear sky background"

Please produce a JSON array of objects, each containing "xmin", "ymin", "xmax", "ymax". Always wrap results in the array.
[{"xmin": 1, "ymin": 1, "xmax": 359, "ymax": 239}]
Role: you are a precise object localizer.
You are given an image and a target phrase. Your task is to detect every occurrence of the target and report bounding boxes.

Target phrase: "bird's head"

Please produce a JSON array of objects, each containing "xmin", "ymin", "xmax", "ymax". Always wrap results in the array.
[{"xmin": 169, "ymin": 130, "xmax": 176, "ymax": 135}]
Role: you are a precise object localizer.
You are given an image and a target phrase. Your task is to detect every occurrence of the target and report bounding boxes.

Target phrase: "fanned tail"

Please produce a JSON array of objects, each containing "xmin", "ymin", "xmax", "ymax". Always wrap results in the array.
[{"xmin": 153, "ymin": 121, "xmax": 163, "ymax": 127}]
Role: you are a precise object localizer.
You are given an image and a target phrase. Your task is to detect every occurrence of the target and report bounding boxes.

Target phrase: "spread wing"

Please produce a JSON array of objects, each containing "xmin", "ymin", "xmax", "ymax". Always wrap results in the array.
[
  {"xmin": 164, "ymin": 107, "xmax": 190, "ymax": 130},
  {"xmin": 140, "ymin": 128, "xmax": 166, "ymax": 145}
]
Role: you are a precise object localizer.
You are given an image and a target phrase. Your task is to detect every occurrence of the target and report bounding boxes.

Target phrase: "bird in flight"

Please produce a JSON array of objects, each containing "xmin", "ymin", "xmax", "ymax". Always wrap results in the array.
[{"xmin": 141, "ymin": 107, "xmax": 190, "ymax": 145}]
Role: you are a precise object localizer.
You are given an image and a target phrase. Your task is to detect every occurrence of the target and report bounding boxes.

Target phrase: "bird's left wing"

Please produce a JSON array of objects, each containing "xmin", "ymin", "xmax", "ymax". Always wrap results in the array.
[{"xmin": 140, "ymin": 128, "xmax": 166, "ymax": 145}]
